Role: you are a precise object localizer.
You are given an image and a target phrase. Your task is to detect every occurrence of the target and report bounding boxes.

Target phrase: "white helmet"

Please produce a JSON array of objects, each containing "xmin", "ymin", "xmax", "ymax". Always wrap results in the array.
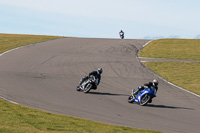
[
  {"xmin": 97, "ymin": 68, "xmax": 103, "ymax": 74},
  {"xmin": 153, "ymin": 79, "xmax": 159, "ymax": 86}
]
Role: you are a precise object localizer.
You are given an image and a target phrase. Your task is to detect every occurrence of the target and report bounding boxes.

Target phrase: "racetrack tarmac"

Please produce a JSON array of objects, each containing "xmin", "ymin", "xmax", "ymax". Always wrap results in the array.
[{"xmin": 0, "ymin": 38, "xmax": 200, "ymax": 133}]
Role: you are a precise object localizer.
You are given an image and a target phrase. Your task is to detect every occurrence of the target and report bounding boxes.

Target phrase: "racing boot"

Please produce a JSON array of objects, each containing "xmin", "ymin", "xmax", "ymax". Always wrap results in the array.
[{"xmin": 149, "ymin": 99, "xmax": 152, "ymax": 103}]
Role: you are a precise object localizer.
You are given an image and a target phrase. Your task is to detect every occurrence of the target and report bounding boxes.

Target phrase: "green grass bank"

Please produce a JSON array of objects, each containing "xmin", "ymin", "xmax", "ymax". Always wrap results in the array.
[
  {"xmin": 139, "ymin": 39, "xmax": 200, "ymax": 95},
  {"xmin": 143, "ymin": 62, "xmax": 200, "ymax": 95},
  {"xmin": 0, "ymin": 34, "xmax": 63, "ymax": 54},
  {"xmin": 0, "ymin": 98, "xmax": 161, "ymax": 133},
  {"xmin": 138, "ymin": 39, "xmax": 200, "ymax": 60},
  {"xmin": 0, "ymin": 34, "xmax": 162, "ymax": 133}
]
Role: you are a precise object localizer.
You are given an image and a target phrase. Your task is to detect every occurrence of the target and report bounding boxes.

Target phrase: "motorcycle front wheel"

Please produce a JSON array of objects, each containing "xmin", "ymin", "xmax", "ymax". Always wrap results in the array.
[
  {"xmin": 140, "ymin": 94, "xmax": 151, "ymax": 106},
  {"xmin": 76, "ymin": 86, "xmax": 81, "ymax": 91},
  {"xmin": 83, "ymin": 83, "xmax": 92, "ymax": 93},
  {"xmin": 128, "ymin": 95, "xmax": 134, "ymax": 103}
]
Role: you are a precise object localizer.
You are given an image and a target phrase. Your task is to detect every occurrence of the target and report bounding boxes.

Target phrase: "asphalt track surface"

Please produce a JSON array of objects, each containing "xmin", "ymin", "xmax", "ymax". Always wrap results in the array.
[{"xmin": 0, "ymin": 38, "xmax": 200, "ymax": 133}]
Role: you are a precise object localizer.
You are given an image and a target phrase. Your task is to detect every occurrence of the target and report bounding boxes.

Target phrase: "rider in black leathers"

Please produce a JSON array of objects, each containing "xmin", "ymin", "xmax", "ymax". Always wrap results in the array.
[
  {"xmin": 119, "ymin": 30, "xmax": 124, "ymax": 35},
  {"xmin": 79, "ymin": 68, "xmax": 103, "ymax": 89},
  {"xmin": 119, "ymin": 30, "xmax": 124, "ymax": 38},
  {"xmin": 133, "ymin": 79, "xmax": 159, "ymax": 97}
]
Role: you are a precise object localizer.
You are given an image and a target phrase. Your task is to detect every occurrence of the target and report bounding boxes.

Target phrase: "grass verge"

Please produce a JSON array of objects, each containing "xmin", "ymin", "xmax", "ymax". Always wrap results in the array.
[
  {"xmin": 0, "ymin": 34, "xmax": 63, "ymax": 54},
  {"xmin": 143, "ymin": 62, "xmax": 200, "ymax": 95},
  {"xmin": 0, "ymin": 34, "xmax": 162, "ymax": 133},
  {"xmin": 0, "ymin": 98, "xmax": 161, "ymax": 133},
  {"xmin": 138, "ymin": 39, "xmax": 200, "ymax": 60},
  {"xmin": 139, "ymin": 39, "xmax": 200, "ymax": 96}
]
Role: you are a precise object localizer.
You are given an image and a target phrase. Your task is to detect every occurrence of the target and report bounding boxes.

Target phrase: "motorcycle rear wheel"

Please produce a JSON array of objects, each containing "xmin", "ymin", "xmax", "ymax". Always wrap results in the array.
[
  {"xmin": 140, "ymin": 94, "xmax": 151, "ymax": 106},
  {"xmin": 83, "ymin": 83, "xmax": 92, "ymax": 93}
]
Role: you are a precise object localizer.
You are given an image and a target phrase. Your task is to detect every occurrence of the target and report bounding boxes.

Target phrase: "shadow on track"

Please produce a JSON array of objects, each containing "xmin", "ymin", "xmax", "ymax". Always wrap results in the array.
[
  {"xmin": 146, "ymin": 104, "xmax": 194, "ymax": 110},
  {"xmin": 88, "ymin": 91, "xmax": 129, "ymax": 96}
]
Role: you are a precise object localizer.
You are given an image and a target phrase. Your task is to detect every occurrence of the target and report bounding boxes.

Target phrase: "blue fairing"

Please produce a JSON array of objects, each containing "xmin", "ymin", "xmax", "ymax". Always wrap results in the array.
[{"xmin": 133, "ymin": 86, "xmax": 156, "ymax": 104}]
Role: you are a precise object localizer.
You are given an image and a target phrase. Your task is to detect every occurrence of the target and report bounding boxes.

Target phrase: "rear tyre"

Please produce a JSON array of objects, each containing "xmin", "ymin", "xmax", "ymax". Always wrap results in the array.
[
  {"xmin": 128, "ymin": 95, "xmax": 134, "ymax": 103},
  {"xmin": 140, "ymin": 94, "xmax": 151, "ymax": 106},
  {"xmin": 83, "ymin": 84, "xmax": 92, "ymax": 93}
]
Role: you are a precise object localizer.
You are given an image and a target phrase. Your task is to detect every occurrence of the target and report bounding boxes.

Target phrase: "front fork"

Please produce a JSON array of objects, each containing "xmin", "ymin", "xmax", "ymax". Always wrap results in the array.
[
  {"xmin": 81, "ymin": 80, "xmax": 90, "ymax": 90},
  {"xmin": 131, "ymin": 89, "xmax": 135, "ymax": 96},
  {"xmin": 80, "ymin": 82, "xmax": 86, "ymax": 90}
]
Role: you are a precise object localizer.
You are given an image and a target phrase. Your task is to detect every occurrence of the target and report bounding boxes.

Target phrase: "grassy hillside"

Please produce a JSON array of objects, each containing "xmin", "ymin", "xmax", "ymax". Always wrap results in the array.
[
  {"xmin": 0, "ymin": 34, "xmax": 63, "ymax": 54},
  {"xmin": 139, "ymin": 39, "xmax": 200, "ymax": 95},
  {"xmin": 0, "ymin": 34, "xmax": 162, "ymax": 133}
]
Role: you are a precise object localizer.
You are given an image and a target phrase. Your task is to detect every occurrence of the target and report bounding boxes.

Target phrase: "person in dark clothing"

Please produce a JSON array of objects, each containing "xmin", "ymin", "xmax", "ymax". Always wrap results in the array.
[
  {"xmin": 133, "ymin": 79, "xmax": 159, "ymax": 97},
  {"xmin": 79, "ymin": 68, "xmax": 103, "ymax": 88},
  {"xmin": 119, "ymin": 30, "xmax": 124, "ymax": 35},
  {"xmin": 88, "ymin": 68, "xmax": 102, "ymax": 86},
  {"xmin": 119, "ymin": 30, "xmax": 124, "ymax": 39}
]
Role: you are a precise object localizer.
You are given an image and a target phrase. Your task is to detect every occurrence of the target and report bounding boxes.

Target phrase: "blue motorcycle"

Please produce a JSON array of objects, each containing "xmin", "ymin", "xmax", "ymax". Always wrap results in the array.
[{"xmin": 128, "ymin": 86, "xmax": 157, "ymax": 106}]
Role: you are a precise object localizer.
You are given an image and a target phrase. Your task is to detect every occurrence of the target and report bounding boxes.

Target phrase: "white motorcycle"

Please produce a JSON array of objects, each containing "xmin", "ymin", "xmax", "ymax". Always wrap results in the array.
[{"xmin": 76, "ymin": 75, "xmax": 97, "ymax": 93}]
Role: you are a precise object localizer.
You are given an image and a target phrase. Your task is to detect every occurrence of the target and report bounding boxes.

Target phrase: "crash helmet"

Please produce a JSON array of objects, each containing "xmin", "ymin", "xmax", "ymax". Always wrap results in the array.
[
  {"xmin": 153, "ymin": 79, "xmax": 159, "ymax": 86},
  {"xmin": 97, "ymin": 68, "xmax": 103, "ymax": 74}
]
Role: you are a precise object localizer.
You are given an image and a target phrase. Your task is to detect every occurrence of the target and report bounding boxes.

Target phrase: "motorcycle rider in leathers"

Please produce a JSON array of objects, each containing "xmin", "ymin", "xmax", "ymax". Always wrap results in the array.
[
  {"xmin": 133, "ymin": 79, "xmax": 159, "ymax": 97},
  {"xmin": 79, "ymin": 68, "xmax": 103, "ymax": 89},
  {"xmin": 119, "ymin": 30, "xmax": 124, "ymax": 38}
]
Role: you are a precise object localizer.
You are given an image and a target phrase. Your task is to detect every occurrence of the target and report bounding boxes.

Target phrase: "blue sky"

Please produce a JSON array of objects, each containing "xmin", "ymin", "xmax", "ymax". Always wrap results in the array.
[{"xmin": 1, "ymin": 0, "xmax": 200, "ymax": 39}]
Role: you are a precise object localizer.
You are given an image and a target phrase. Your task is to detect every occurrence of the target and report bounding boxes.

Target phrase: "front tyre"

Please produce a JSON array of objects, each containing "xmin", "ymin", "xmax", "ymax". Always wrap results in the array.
[
  {"xmin": 140, "ymin": 94, "xmax": 151, "ymax": 106},
  {"xmin": 76, "ymin": 86, "xmax": 81, "ymax": 91},
  {"xmin": 83, "ymin": 83, "xmax": 92, "ymax": 93},
  {"xmin": 128, "ymin": 95, "xmax": 134, "ymax": 103}
]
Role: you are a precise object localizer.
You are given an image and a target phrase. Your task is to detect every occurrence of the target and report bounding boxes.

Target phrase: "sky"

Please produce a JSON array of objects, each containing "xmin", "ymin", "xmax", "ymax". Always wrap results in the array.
[{"xmin": 1, "ymin": 0, "xmax": 200, "ymax": 39}]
